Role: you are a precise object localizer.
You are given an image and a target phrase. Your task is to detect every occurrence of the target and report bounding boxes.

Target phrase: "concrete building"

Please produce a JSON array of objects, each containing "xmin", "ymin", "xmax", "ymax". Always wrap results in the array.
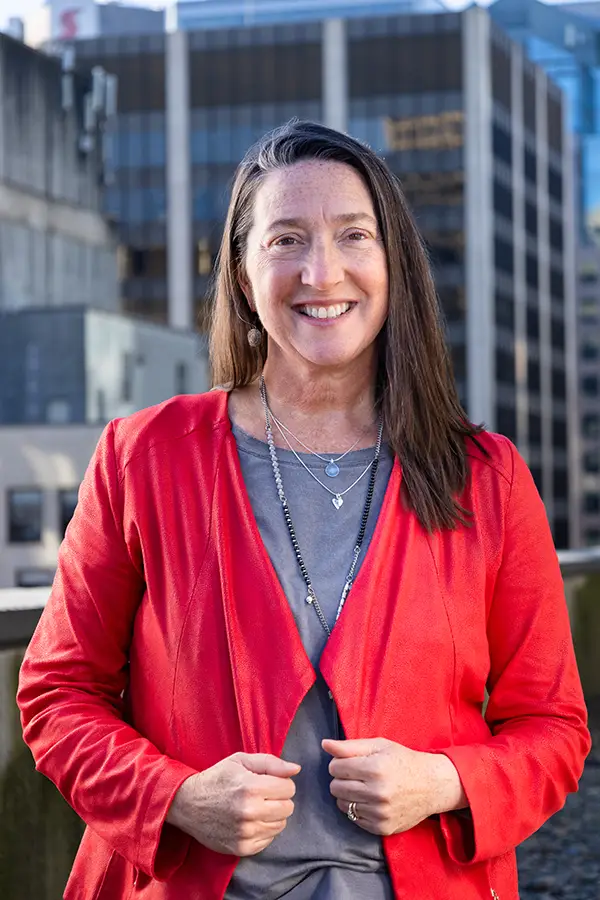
[
  {"xmin": 72, "ymin": 6, "xmax": 579, "ymax": 547},
  {"xmin": 175, "ymin": 0, "xmax": 445, "ymax": 31},
  {"xmin": 0, "ymin": 306, "xmax": 209, "ymax": 588},
  {"xmin": 0, "ymin": 31, "xmax": 119, "ymax": 313},
  {"xmin": 490, "ymin": 0, "xmax": 599, "ymax": 546},
  {"xmin": 19, "ymin": 0, "xmax": 165, "ymax": 49}
]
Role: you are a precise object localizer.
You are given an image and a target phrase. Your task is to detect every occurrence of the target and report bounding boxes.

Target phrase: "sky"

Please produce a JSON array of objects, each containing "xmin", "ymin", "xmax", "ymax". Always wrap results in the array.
[{"xmin": 0, "ymin": 0, "xmax": 587, "ymax": 37}]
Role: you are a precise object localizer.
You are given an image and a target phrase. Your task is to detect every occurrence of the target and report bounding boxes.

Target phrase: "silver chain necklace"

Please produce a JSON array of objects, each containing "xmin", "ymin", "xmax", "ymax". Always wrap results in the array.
[
  {"xmin": 259, "ymin": 375, "xmax": 382, "ymax": 636},
  {"xmin": 265, "ymin": 408, "xmax": 361, "ymax": 478},
  {"xmin": 265, "ymin": 396, "xmax": 383, "ymax": 510}
]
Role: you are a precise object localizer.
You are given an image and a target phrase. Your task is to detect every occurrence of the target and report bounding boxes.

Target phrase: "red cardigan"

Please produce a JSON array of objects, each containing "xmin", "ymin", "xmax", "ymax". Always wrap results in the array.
[{"xmin": 17, "ymin": 391, "xmax": 590, "ymax": 900}]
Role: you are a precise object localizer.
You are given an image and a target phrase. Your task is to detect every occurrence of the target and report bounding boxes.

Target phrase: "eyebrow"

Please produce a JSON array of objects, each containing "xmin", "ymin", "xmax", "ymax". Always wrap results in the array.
[{"xmin": 266, "ymin": 212, "xmax": 379, "ymax": 232}]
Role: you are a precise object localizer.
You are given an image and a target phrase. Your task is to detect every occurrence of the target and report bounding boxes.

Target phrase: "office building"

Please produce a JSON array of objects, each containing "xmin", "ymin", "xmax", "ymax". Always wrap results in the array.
[
  {"xmin": 73, "ymin": 7, "xmax": 579, "ymax": 546},
  {"xmin": 491, "ymin": 0, "xmax": 599, "ymax": 545},
  {"xmin": 175, "ymin": 0, "xmax": 445, "ymax": 31},
  {"xmin": 19, "ymin": 0, "xmax": 165, "ymax": 49},
  {"xmin": 0, "ymin": 31, "xmax": 119, "ymax": 312}
]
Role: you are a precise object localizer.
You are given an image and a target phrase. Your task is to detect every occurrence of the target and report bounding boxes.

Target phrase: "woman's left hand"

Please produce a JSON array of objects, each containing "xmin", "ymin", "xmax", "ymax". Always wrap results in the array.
[{"xmin": 322, "ymin": 737, "xmax": 467, "ymax": 835}]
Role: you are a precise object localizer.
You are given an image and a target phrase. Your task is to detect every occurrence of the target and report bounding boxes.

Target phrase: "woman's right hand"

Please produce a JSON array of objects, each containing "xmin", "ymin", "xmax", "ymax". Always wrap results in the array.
[{"xmin": 166, "ymin": 752, "xmax": 301, "ymax": 856}]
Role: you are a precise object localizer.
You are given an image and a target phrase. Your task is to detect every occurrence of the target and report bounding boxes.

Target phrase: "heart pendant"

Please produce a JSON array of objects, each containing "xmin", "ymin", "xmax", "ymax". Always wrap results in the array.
[{"xmin": 332, "ymin": 495, "xmax": 343, "ymax": 510}]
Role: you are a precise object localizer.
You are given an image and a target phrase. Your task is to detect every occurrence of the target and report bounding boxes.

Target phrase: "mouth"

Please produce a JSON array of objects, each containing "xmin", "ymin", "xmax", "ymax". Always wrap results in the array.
[{"xmin": 294, "ymin": 301, "xmax": 355, "ymax": 321}]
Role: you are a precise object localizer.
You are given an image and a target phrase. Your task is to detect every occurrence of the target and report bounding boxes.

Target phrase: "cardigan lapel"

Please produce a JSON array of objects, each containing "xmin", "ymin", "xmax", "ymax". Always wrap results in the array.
[{"xmin": 212, "ymin": 420, "xmax": 316, "ymax": 758}]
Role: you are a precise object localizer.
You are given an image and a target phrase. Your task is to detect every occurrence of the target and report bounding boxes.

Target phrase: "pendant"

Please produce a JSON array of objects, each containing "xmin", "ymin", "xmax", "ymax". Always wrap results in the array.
[
  {"xmin": 332, "ymin": 494, "xmax": 344, "ymax": 510},
  {"xmin": 325, "ymin": 460, "xmax": 340, "ymax": 478}
]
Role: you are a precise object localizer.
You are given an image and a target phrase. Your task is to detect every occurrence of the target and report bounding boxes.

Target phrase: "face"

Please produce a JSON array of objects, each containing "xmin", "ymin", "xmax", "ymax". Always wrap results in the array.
[{"xmin": 242, "ymin": 160, "xmax": 389, "ymax": 375}]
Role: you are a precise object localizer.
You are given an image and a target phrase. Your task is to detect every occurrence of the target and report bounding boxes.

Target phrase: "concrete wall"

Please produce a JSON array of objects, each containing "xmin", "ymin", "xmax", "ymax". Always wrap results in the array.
[{"xmin": 84, "ymin": 310, "xmax": 210, "ymax": 423}]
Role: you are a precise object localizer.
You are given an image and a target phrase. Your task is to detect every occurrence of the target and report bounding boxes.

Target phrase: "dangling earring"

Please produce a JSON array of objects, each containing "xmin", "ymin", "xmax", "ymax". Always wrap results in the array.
[{"xmin": 247, "ymin": 326, "xmax": 262, "ymax": 347}]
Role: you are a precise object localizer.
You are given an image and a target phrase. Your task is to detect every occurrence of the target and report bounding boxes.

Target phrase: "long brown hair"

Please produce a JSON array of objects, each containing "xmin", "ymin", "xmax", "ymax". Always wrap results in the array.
[{"xmin": 209, "ymin": 120, "xmax": 485, "ymax": 532}]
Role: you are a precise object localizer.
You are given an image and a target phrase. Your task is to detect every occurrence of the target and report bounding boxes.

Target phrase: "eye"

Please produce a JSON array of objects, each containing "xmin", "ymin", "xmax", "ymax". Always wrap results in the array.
[
  {"xmin": 345, "ymin": 230, "xmax": 369, "ymax": 241},
  {"xmin": 272, "ymin": 235, "xmax": 299, "ymax": 247}
]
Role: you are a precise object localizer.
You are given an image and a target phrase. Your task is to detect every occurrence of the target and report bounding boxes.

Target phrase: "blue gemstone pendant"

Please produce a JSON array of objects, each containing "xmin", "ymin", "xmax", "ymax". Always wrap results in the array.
[{"xmin": 325, "ymin": 460, "xmax": 340, "ymax": 477}]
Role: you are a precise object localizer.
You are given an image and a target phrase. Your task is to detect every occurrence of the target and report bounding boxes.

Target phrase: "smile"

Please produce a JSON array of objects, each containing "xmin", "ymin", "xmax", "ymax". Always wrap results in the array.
[{"xmin": 295, "ymin": 302, "xmax": 353, "ymax": 320}]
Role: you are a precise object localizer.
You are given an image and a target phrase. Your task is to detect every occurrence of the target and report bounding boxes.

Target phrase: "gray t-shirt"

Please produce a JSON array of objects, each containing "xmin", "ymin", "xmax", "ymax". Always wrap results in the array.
[{"xmin": 224, "ymin": 425, "xmax": 395, "ymax": 900}]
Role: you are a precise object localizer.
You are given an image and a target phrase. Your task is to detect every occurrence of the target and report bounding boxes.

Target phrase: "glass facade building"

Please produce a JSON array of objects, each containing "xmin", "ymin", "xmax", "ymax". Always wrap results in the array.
[{"xmin": 73, "ymin": 6, "xmax": 578, "ymax": 546}]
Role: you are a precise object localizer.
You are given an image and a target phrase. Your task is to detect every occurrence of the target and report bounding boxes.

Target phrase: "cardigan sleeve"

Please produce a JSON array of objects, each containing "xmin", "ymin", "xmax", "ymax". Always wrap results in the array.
[
  {"xmin": 437, "ymin": 441, "xmax": 591, "ymax": 864},
  {"xmin": 17, "ymin": 421, "xmax": 197, "ymax": 880}
]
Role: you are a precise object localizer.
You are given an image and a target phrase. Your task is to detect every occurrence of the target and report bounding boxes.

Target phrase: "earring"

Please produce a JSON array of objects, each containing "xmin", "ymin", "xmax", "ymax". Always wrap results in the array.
[{"xmin": 247, "ymin": 327, "xmax": 262, "ymax": 348}]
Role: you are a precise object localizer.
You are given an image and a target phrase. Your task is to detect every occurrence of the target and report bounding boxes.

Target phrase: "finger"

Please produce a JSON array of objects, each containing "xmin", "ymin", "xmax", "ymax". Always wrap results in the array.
[
  {"xmin": 328, "ymin": 757, "xmax": 370, "ymax": 781},
  {"xmin": 329, "ymin": 779, "xmax": 372, "ymax": 802},
  {"xmin": 322, "ymin": 738, "xmax": 386, "ymax": 759},
  {"xmin": 248, "ymin": 773, "xmax": 297, "ymax": 800},
  {"xmin": 258, "ymin": 799, "xmax": 295, "ymax": 822},
  {"xmin": 238, "ymin": 753, "xmax": 301, "ymax": 777}
]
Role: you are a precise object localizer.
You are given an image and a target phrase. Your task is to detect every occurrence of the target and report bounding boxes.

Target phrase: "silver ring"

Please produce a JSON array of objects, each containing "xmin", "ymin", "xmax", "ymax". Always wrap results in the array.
[{"xmin": 347, "ymin": 801, "xmax": 358, "ymax": 822}]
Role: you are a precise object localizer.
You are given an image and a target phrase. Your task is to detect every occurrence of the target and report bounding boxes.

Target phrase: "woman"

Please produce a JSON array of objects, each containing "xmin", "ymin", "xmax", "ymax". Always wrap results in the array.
[{"xmin": 18, "ymin": 120, "xmax": 590, "ymax": 900}]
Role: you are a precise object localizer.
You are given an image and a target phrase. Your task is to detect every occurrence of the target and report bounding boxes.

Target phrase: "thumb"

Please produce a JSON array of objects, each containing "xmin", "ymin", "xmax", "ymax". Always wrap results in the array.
[
  {"xmin": 322, "ymin": 738, "xmax": 387, "ymax": 758},
  {"xmin": 237, "ymin": 753, "xmax": 301, "ymax": 777}
]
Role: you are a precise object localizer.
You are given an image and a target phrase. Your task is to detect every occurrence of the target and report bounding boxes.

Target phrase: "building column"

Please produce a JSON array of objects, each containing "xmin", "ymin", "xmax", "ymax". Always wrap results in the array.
[
  {"xmin": 322, "ymin": 19, "xmax": 348, "ymax": 133},
  {"xmin": 535, "ymin": 69, "xmax": 554, "ymax": 529},
  {"xmin": 463, "ymin": 7, "xmax": 495, "ymax": 429},
  {"xmin": 563, "ymin": 127, "xmax": 582, "ymax": 547},
  {"xmin": 166, "ymin": 29, "xmax": 193, "ymax": 331},
  {"xmin": 511, "ymin": 47, "xmax": 529, "ymax": 459}
]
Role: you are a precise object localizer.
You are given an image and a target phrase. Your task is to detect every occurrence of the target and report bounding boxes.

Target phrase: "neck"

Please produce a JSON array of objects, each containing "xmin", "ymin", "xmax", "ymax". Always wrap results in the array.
[{"xmin": 255, "ymin": 352, "xmax": 380, "ymax": 453}]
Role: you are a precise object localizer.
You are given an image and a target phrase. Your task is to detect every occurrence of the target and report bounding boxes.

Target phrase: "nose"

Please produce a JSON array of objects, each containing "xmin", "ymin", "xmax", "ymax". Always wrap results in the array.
[{"xmin": 300, "ymin": 239, "xmax": 344, "ymax": 291}]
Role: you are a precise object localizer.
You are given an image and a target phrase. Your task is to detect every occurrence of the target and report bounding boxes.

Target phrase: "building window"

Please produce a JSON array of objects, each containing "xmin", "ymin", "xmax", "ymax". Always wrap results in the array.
[
  {"xmin": 584, "ymin": 451, "xmax": 599, "ymax": 473},
  {"xmin": 527, "ymin": 306, "xmax": 539, "ymax": 340},
  {"xmin": 494, "ymin": 237, "xmax": 514, "ymax": 275},
  {"xmin": 553, "ymin": 418, "xmax": 567, "ymax": 450},
  {"xmin": 493, "ymin": 178, "xmax": 513, "ymax": 221},
  {"xmin": 552, "ymin": 367, "xmax": 566, "ymax": 400},
  {"xmin": 528, "ymin": 359, "xmax": 541, "ymax": 393},
  {"xmin": 553, "ymin": 518, "xmax": 569, "ymax": 550},
  {"xmin": 15, "ymin": 568, "xmax": 55, "ymax": 588},
  {"xmin": 583, "ymin": 375, "xmax": 599, "ymax": 397},
  {"xmin": 526, "ymin": 254, "xmax": 539, "ymax": 289},
  {"xmin": 122, "ymin": 352, "xmax": 134, "ymax": 403},
  {"xmin": 8, "ymin": 489, "xmax": 43, "ymax": 543},
  {"xmin": 524, "ymin": 147, "xmax": 537, "ymax": 184},
  {"xmin": 553, "ymin": 468, "xmax": 568, "ymax": 501},
  {"xmin": 496, "ymin": 405, "xmax": 517, "ymax": 442},
  {"xmin": 584, "ymin": 493, "xmax": 600, "ymax": 514},
  {"xmin": 496, "ymin": 348, "xmax": 515, "ymax": 386},
  {"xmin": 46, "ymin": 399, "xmax": 72, "ymax": 424},
  {"xmin": 529, "ymin": 412, "xmax": 542, "ymax": 445},
  {"xmin": 548, "ymin": 167, "xmax": 563, "ymax": 203},
  {"xmin": 59, "ymin": 488, "xmax": 79, "ymax": 539},
  {"xmin": 583, "ymin": 413, "xmax": 600, "ymax": 438},
  {"xmin": 550, "ymin": 268, "xmax": 564, "ymax": 299},
  {"xmin": 492, "ymin": 125, "xmax": 512, "ymax": 166},
  {"xmin": 530, "ymin": 466, "xmax": 543, "ymax": 493},
  {"xmin": 175, "ymin": 362, "xmax": 188, "ymax": 395},
  {"xmin": 585, "ymin": 529, "xmax": 600, "ymax": 546},
  {"xmin": 582, "ymin": 341, "xmax": 599, "ymax": 361},
  {"xmin": 525, "ymin": 201, "xmax": 538, "ymax": 237}
]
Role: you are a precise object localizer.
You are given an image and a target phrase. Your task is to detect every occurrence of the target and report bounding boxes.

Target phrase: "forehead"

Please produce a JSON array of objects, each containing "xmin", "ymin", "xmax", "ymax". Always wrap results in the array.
[{"xmin": 253, "ymin": 160, "xmax": 376, "ymax": 224}]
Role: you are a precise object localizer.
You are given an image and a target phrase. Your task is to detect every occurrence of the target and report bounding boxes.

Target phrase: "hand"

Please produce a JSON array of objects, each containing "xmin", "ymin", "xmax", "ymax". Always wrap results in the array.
[
  {"xmin": 167, "ymin": 752, "xmax": 301, "ymax": 856},
  {"xmin": 322, "ymin": 737, "xmax": 466, "ymax": 836}
]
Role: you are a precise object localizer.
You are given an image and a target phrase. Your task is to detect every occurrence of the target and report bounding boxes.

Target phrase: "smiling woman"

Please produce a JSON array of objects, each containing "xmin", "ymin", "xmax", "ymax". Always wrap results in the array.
[{"xmin": 17, "ymin": 120, "xmax": 590, "ymax": 900}]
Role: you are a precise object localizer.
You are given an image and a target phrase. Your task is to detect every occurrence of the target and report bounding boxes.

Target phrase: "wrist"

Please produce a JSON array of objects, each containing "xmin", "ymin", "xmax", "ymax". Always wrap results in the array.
[
  {"xmin": 167, "ymin": 774, "xmax": 200, "ymax": 832},
  {"xmin": 426, "ymin": 753, "xmax": 468, "ymax": 817}
]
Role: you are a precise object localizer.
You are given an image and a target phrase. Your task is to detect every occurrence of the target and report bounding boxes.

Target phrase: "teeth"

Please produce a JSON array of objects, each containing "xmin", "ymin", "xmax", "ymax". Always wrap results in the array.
[{"xmin": 298, "ymin": 302, "xmax": 351, "ymax": 319}]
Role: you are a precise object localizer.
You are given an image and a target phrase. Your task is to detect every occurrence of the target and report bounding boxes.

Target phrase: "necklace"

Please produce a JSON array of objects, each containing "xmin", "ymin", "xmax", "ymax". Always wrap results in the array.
[
  {"xmin": 270, "ymin": 414, "xmax": 381, "ymax": 509},
  {"xmin": 266, "ymin": 408, "xmax": 361, "ymax": 478},
  {"xmin": 259, "ymin": 375, "xmax": 381, "ymax": 636}
]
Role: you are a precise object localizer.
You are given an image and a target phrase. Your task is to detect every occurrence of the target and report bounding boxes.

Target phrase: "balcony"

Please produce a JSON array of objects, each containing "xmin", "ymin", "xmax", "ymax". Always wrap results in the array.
[{"xmin": 0, "ymin": 550, "xmax": 599, "ymax": 899}]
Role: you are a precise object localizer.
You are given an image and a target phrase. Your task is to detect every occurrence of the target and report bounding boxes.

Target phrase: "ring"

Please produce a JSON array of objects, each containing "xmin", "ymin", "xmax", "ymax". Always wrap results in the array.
[{"xmin": 347, "ymin": 801, "xmax": 358, "ymax": 822}]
